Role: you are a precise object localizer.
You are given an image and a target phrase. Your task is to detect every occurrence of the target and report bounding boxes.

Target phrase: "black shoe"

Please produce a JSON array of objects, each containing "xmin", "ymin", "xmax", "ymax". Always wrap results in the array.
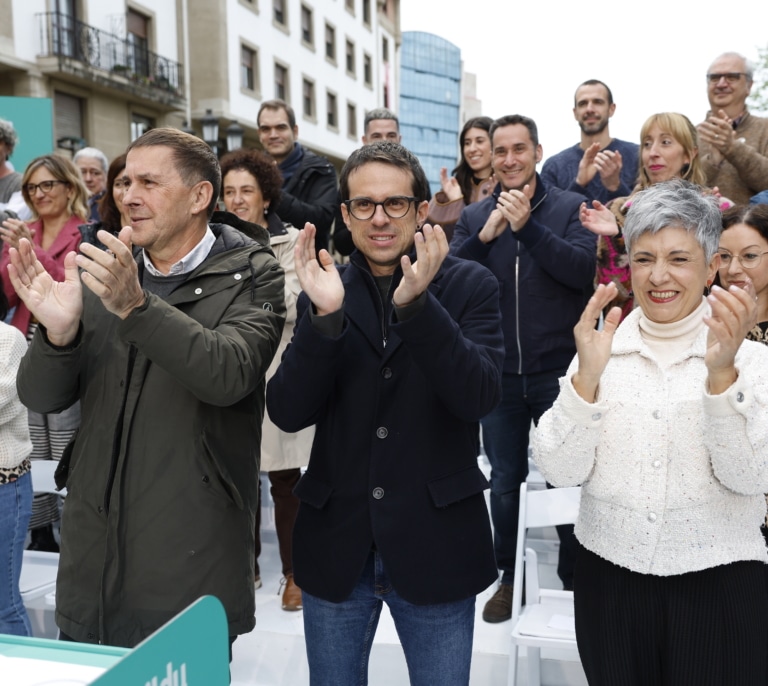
[
  {"xmin": 27, "ymin": 524, "xmax": 60, "ymax": 553},
  {"xmin": 482, "ymin": 583, "xmax": 513, "ymax": 623}
]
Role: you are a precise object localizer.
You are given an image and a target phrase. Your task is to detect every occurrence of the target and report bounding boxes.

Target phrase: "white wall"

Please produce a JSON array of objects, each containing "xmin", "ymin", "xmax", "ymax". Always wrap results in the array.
[{"xmin": 226, "ymin": 0, "xmax": 397, "ymax": 160}]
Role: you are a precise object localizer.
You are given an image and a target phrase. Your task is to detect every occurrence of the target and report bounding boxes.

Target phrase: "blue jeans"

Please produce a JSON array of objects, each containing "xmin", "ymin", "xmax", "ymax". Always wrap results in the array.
[
  {"xmin": 0, "ymin": 469, "xmax": 33, "ymax": 636},
  {"xmin": 481, "ymin": 370, "xmax": 563, "ymax": 585},
  {"xmin": 302, "ymin": 551, "xmax": 475, "ymax": 686}
]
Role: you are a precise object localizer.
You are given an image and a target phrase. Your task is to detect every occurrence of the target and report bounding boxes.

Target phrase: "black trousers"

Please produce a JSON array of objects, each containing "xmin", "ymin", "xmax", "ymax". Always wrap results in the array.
[{"xmin": 574, "ymin": 542, "xmax": 768, "ymax": 685}]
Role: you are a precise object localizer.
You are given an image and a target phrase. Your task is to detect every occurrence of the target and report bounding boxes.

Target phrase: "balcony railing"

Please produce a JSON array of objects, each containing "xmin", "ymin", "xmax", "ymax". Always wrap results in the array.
[{"xmin": 36, "ymin": 12, "xmax": 184, "ymax": 98}]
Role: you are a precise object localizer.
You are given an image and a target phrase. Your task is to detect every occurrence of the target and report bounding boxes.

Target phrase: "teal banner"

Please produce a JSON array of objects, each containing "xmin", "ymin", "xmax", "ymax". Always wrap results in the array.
[
  {"xmin": 92, "ymin": 596, "xmax": 230, "ymax": 686},
  {"xmin": 0, "ymin": 96, "xmax": 55, "ymax": 171}
]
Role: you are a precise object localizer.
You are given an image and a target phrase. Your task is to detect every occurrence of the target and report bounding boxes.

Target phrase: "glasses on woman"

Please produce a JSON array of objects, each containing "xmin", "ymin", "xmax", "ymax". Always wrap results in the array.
[
  {"xmin": 344, "ymin": 196, "xmax": 417, "ymax": 221},
  {"xmin": 718, "ymin": 249, "xmax": 768, "ymax": 269},
  {"xmin": 25, "ymin": 179, "xmax": 68, "ymax": 195}
]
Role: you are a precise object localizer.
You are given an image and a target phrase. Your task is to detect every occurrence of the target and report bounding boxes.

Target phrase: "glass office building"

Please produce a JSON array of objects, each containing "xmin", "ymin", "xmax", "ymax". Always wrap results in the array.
[{"xmin": 399, "ymin": 32, "xmax": 461, "ymax": 195}]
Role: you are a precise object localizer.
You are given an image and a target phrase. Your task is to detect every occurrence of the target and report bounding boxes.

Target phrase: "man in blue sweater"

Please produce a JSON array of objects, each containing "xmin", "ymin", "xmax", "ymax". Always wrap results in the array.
[{"xmin": 541, "ymin": 79, "xmax": 638, "ymax": 205}]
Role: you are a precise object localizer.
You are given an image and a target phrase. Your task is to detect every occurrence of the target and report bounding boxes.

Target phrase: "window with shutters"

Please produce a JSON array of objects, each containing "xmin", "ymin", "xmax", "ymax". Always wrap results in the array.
[
  {"xmin": 127, "ymin": 8, "xmax": 150, "ymax": 77},
  {"xmin": 54, "ymin": 91, "xmax": 84, "ymax": 149}
]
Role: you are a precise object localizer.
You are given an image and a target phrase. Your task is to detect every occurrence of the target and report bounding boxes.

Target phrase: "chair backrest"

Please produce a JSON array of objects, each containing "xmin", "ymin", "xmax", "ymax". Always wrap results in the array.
[
  {"xmin": 29, "ymin": 460, "xmax": 65, "ymax": 496},
  {"xmin": 510, "ymin": 483, "xmax": 581, "ymax": 626},
  {"xmin": 524, "ymin": 484, "xmax": 581, "ymax": 530}
]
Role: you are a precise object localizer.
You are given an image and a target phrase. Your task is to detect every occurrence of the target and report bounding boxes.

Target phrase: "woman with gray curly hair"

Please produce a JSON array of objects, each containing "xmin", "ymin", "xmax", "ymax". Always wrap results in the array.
[{"xmin": 533, "ymin": 180, "xmax": 768, "ymax": 684}]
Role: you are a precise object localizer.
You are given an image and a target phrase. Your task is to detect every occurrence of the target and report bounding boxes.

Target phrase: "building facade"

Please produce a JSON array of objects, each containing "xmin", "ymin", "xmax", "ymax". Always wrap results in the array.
[
  {"xmin": 0, "ymin": 0, "xmax": 401, "ymax": 168},
  {"xmin": 398, "ymin": 31, "xmax": 461, "ymax": 194}
]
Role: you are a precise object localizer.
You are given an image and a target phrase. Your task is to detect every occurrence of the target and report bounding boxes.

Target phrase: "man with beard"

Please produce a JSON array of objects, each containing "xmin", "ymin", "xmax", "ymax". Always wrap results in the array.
[
  {"xmin": 257, "ymin": 99, "xmax": 338, "ymax": 253},
  {"xmin": 541, "ymin": 80, "xmax": 638, "ymax": 205},
  {"xmin": 452, "ymin": 114, "xmax": 597, "ymax": 623}
]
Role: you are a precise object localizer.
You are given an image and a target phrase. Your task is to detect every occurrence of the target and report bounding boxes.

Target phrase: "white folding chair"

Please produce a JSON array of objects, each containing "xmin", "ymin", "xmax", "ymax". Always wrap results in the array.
[
  {"xmin": 20, "ymin": 461, "xmax": 65, "ymax": 625},
  {"xmin": 508, "ymin": 482, "xmax": 581, "ymax": 686}
]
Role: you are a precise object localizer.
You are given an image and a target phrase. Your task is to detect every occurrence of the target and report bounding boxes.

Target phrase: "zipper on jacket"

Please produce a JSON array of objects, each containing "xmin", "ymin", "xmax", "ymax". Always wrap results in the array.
[
  {"xmin": 103, "ymin": 346, "xmax": 138, "ymax": 512},
  {"xmin": 379, "ymin": 283, "xmax": 389, "ymax": 349},
  {"xmin": 514, "ymin": 192, "xmax": 547, "ymax": 375},
  {"xmin": 359, "ymin": 266, "xmax": 391, "ymax": 348},
  {"xmin": 515, "ymin": 247, "xmax": 523, "ymax": 375}
]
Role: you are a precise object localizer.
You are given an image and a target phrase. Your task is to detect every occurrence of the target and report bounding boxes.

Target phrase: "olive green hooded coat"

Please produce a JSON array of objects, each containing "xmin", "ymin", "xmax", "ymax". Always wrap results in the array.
[{"xmin": 17, "ymin": 222, "xmax": 285, "ymax": 647}]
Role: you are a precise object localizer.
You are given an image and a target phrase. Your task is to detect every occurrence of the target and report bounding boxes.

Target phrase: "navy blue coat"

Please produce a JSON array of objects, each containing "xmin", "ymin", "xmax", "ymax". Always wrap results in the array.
[
  {"xmin": 267, "ymin": 251, "xmax": 504, "ymax": 604},
  {"xmin": 452, "ymin": 175, "xmax": 596, "ymax": 376}
]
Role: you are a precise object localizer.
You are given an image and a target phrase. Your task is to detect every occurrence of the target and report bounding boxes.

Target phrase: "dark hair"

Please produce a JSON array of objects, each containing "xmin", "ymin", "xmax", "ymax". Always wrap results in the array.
[
  {"xmin": 257, "ymin": 99, "xmax": 296, "ymax": 129},
  {"xmin": 490, "ymin": 114, "xmax": 539, "ymax": 147},
  {"xmin": 453, "ymin": 116, "xmax": 493, "ymax": 204},
  {"xmin": 219, "ymin": 148, "xmax": 283, "ymax": 210},
  {"xmin": 575, "ymin": 79, "xmax": 614, "ymax": 106},
  {"xmin": 0, "ymin": 289, "xmax": 8, "ymax": 321},
  {"xmin": 722, "ymin": 204, "xmax": 768, "ymax": 242},
  {"xmin": 127, "ymin": 128, "xmax": 221, "ymax": 218},
  {"xmin": 98, "ymin": 153, "xmax": 127, "ymax": 232},
  {"xmin": 339, "ymin": 142, "xmax": 429, "ymax": 203}
]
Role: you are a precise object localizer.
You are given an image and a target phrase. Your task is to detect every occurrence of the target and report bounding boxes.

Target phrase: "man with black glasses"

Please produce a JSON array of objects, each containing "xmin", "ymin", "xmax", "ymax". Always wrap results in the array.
[
  {"xmin": 697, "ymin": 52, "xmax": 768, "ymax": 204},
  {"xmin": 267, "ymin": 142, "xmax": 504, "ymax": 686}
]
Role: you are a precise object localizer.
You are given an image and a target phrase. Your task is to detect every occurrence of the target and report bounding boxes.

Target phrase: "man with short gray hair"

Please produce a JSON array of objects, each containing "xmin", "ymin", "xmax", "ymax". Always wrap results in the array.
[
  {"xmin": 361, "ymin": 108, "xmax": 401, "ymax": 145},
  {"xmin": 74, "ymin": 147, "xmax": 109, "ymax": 221},
  {"xmin": 11, "ymin": 127, "xmax": 285, "ymax": 649},
  {"xmin": 697, "ymin": 52, "xmax": 768, "ymax": 204}
]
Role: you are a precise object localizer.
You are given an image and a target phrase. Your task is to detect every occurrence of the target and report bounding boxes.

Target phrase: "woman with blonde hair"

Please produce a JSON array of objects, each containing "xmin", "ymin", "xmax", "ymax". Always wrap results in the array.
[
  {"xmin": 581, "ymin": 113, "xmax": 733, "ymax": 317},
  {"xmin": 0, "ymin": 153, "xmax": 88, "ymax": 551}
]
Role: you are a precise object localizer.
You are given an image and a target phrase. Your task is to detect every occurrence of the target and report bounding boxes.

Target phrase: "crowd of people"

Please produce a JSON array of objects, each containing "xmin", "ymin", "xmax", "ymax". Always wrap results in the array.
[{"xmin": 0, "ymin": 48, "xmax": 767, "ymax": 686}]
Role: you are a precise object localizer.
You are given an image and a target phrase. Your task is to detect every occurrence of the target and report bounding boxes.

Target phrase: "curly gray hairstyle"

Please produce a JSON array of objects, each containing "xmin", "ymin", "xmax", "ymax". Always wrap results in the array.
[{"xmin": 0, "ymin": 119, "xmax": 18, "ymax": 156}]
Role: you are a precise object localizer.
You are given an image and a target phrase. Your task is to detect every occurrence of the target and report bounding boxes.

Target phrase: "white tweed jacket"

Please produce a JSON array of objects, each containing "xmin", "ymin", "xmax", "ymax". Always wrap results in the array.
[
  {"xmin": 532, "ymin": 307, "xmax": 768, "ymax": 576},
  {"xmin": 0, "ymin": 322, "xmax": 32, "ymax": 469}
]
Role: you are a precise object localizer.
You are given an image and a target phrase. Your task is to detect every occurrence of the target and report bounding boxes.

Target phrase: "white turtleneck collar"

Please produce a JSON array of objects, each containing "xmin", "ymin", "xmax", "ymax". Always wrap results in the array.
[{"xmin": 638, "ymin": 297, "xmax": 709, "ymax": 367}]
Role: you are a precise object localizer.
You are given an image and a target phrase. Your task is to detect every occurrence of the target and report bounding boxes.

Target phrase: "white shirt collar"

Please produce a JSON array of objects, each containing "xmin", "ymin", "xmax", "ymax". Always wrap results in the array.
[{"xmin": 143, "ymin": 226, "xmax": 216, "ymax": 277}]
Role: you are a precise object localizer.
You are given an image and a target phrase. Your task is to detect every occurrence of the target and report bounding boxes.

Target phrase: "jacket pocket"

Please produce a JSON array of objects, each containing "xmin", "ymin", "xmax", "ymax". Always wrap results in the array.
[
  {"xmin": 54, "ymin": 429, "xmax": 79, "ymax": 491},
  {"xmin": 293, "ymin": 472, "xmax": 333, "ymax": 509},
  {"xmin": 427, "ymin": 466, "xmax": 489, "ymax": 508},
  {"xmin": 200, "ymin": 435, "xmax": 245, "ymax": 510}
]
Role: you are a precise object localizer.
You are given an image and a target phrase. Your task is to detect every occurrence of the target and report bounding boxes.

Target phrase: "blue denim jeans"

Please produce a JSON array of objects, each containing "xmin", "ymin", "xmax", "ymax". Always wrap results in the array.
[
  {"xmin": 481, "ymin": 369, "xmax": 563, "ymax": 585},
  {"xmin": 0, "ymin": 469, "xmax": 33, "ymax": 636},
  {"xmin": 302, "ymin": 551, "xmax": 475, "ymax": 686}
]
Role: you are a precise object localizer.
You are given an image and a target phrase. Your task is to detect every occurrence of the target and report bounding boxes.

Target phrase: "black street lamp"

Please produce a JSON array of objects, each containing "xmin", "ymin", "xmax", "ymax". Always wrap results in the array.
[
  {"xmin": 200, "ymin": 109, "xmax": 219, "ymax": 155},
  {"xmin": 226, "ymin": 121, "xmax": 245, "ymax": 152}
]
